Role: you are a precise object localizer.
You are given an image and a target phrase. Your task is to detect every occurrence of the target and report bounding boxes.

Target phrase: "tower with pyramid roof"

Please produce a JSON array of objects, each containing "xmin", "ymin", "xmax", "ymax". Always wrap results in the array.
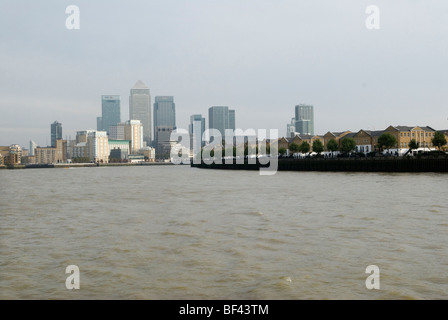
[{"xmin": 129, "ymin": 80, "xmax": 152, "ymax": 146}]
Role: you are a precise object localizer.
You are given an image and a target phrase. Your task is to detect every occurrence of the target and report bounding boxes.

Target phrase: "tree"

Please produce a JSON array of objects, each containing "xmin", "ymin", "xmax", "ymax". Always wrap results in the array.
[
  {"xmin": 408, "ymin": 139, "xmax": 419, "ymax": 151},
  {"xmin": 72, "ymin": 157, "xmax": 90, "ymax": 163},
  {"xmin": 377, "ymin": 133, "xmax": 397, "ymax": 152},
  {"xmin": 432, "ymin": 131, "xmax": 447, "ymax": 150},
  {"xmin": 312, "ymin": 139, "xmax": 324, "ymax": 155},
  {"xmin": 244, "ymin": 144, "xmax": 257, "ymax": 156},
  {"xmin": 340, "ymin": 138, "xmax": 356, "ymax": 154},
  {"xmin": 278, "ymin": 147, "xmax": 287, "ymax": 156},
  {"xmin": 298, "ymin": 141, "xmax": 310, "ymax": 154},
  {"xmin": 327, "ymin": 138, "xmax": 339, "ymax": 154},
  {"xmin": 289, "ymin": 143, "xmax": 300, "ymax": 154}
]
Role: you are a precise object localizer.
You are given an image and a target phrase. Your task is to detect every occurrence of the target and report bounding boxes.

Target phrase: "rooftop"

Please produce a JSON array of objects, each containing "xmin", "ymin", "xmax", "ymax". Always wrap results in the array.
[{"xmin": 131, "ymin": 80, "xmax": 148, "ymax": 89}]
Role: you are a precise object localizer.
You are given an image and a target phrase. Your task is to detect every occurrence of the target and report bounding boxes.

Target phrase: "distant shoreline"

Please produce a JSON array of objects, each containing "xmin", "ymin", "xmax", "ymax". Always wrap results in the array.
[{"xmin": 0, "ymin": 162, "xmax": 176, "ymax": 170}]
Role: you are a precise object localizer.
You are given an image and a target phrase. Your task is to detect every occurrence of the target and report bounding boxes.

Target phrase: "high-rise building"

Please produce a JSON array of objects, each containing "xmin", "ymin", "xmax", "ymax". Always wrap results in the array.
[
  {"xmin": 154, "ymin": 96, "xmax": 176, "ymax": 154},
  {"xmin": 87, "ymin": 131, "xmax": 109, "ymax": 163},
  {"xmin": 97, "ymin": 117, "xmax": 103, "ymax": 131},
  {"xmin": 189, "ymin": 114, "xmax": 206, "ymax": 157},
  {"xmin": 51, "ymin": 121, "xmax": 62, "ymax": 147},
  {"xmin": 29, "ymin": 140, "xmax": 37, "ymax": 156},
  {"xmin": 109, "ymin": 122, "xmax": 126, "ymax": 140},
  {"xmin": 155, "ymin": 126, "xmax": 175, "ymax": 155},
  {"xmin": 208, "ymin": 106, "xmax": 235, "ymax": 141},
  {"xmin": 287, "ymin": 118, "xmax": 296, "ymax": 137},
  {"xmin": 154, "ymin": 96, "xmax": 176, "ymax": 129},
  {"xmin": 295, "ymin": 104, "xmax": 314, "ymax": 135},
  {"xmin": 124, "ymin": 120, "xmax": 144, "ymax": 154},
  {"xmin": 76, "ymin": 130, "xmax": 95, "ymax": 144},
  {"xmin": 109, "ymin": 120, "xmax": 143, "ymax": 154},
  {"xmin": 129, "ymin": 80, "xmax": 152, "ymax": 146},
  {"xmin": 101, "ymin": 95, "xmax": 121, "ymax": 135},
  {"xmin": 229, "ymin": 109, "xmax": 236, "ymax": 131}
]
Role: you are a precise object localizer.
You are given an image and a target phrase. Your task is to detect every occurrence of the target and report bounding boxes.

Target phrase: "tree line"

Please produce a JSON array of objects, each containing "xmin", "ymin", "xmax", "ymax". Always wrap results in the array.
[{"xmin": 279, "ymin": 131, "xmax": 447, "ymax": 156}]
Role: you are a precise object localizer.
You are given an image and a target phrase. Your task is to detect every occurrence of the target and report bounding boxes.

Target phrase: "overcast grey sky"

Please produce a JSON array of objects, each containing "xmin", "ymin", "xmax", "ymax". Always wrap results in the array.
[{"xmin": 1, "ymin": 0, "xmax": 447, "ymax": 148}]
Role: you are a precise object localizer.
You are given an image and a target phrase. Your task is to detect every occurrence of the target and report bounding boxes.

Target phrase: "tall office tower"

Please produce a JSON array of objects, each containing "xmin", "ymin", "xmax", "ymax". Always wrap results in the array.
[
  {"xmin": 154, "ymin": 96, "xmax": 176, "ymax": 154},
  {"xmin": 287, "ymin": 118, "xmax": 296, "ymax": 137},
  {"xmin": 208, "ymin": 106, "xmax": 236, "ymax": 141},
  {"xmin": 295, "ymin": 104, "xmax": 314, "ymax": 135},
  {"xmin": 97, "ymin": 117, "xmax": 103, "ymax": 131},
  {"xmin": 129, "ymin": 80, "xmax": 152, "ymax": 146},
  {"xmin": 51, "ymin": 121, "xmax": 62, "ymax": 147},
  {"xmin": 29, "ymin": 140, "xmax": 37, "ymax": 156},
  {"xmin": 101, "ymin": 95, "xmax": 121, "ymax": 135},
  {"xmin": 229, "ymin": 109, "xmax": 236, "ymax": 131},
  {"xmin": 189, "ymin": 114, "xmax": 206, "ymax": 156}
]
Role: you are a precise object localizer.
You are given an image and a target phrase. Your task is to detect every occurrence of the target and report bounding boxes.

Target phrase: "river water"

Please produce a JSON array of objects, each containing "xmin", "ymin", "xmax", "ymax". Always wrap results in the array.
[{"xmin": 0, "ymin": 166, "xmax": 447, "ymax": 299}]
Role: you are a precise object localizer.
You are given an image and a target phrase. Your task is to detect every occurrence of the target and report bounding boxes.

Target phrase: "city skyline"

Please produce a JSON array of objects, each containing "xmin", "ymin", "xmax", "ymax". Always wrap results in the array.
[
  {"xmin": 1, "ymin": 1, "xmax": 448, "ymax": 303},
  {"xmin": 1, "ymin": 1, "xmax": 448, "ymax": 148}
]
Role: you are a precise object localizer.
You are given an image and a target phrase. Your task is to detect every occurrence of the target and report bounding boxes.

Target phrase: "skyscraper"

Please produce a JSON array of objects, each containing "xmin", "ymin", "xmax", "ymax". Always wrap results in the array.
[
  {"xmin": 154, "ymin": 96, "xmax": 176, "ymax": 129},
  {"xmin": 287, "ymin": 118, "xmax": 296, "ymax": 137},
  {"xmin": 154, "ymin": 96, "xmax": 176, "ymax": 154},
  {"xmin": 101, "ymin": 95, "xmax": 121, "ymax": 135},
  {"xmin": 97, "ymin": 117, "xmax": 103, "ymax": 131},
  {"xmin": 129, "ymin": 80, "xmax": 151, "ymax": 146},
  {"xmin": 229, "ymin": 109, "xmax": 236, "ymax": 131},
  {"xmin": 189, "ymin": 114, "xmax": 206, "ymax": 157},
  {"xmin": 124, "ymin": 120, "xmax": 144, "ymax": 154},
  {"xmin": 29, "ymin": 140, "xmax": 37, "ymax": 156},
  {"xmin": 51, "ymin": 121, "xmax": 62, "ymax": 147},
  {"xmin": 295, "ymin": 104, "xmax": 314, "ymax": 135},
  {"xmin": 208, "ymin": 106, "xmax": 235, "ymax": 141}
]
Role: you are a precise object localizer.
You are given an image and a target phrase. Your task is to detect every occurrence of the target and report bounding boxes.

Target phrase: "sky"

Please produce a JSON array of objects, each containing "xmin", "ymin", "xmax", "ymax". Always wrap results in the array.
[{"xmin": 0, "ymin": 0, "xmax": 447, "ymax": 148}]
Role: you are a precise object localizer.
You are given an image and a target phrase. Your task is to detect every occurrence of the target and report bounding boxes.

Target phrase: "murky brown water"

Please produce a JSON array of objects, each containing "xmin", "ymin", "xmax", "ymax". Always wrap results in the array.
[{"xmin": 1, "ymin": 166, "xmax": 447, "ymax": 299}]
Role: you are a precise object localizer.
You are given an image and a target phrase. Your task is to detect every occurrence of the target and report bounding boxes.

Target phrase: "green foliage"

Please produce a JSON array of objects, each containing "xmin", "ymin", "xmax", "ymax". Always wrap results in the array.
[
  {"xmin": 298, "ymin": 141, "xmax": 310, "ymax": 154},
  {"xmin": 312, "ymin": 140, "xmax": 324, "ymax": 154},
  {"xmin": 432, "ymin": 131, "xmax": 447, "ymax": 150},
  {"xmin": 340, "ymin": 138, "xmax": 356, "ymax": 154},
  {"xmin": 326, "ymin": 139, "xmax": 339, "ymax": 152},
  {"xmin": 71, "ymin": 157, "xmax": 90, "ymax": 163},
  {"xmin": 377, "ymin": 133, "xmax": 397, "ymax": 151},
  {"xmin": 408, "ymin": 139, "xmax": 419, "ymax": 150},
  {"xmin": 289, "ymin": 143, "xmax": 300, "ymax": 153},
  {"xmin": 278, "ymin": 147, "xmax": 287, "ymax": 155}
]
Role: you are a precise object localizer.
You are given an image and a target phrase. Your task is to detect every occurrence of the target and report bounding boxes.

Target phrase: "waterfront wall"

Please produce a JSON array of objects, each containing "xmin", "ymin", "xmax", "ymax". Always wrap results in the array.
[
  {"xmin": 1, "ymin": 162, "xmax": 175, "ymax": 169},
  {"xmin": 192, "ymin": 157, "xmax": 448, "ymax": 173}
]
